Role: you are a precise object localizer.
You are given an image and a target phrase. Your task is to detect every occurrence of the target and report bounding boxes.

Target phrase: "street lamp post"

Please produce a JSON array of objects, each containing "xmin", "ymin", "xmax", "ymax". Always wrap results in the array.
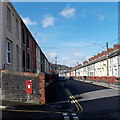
[
  {"xmin": 55, "ymin": 57, "xmax": 57, "ymax": 73},
  {"xmin": 93, "ymin": 42, "xmax": 109, "ymax": 85}
]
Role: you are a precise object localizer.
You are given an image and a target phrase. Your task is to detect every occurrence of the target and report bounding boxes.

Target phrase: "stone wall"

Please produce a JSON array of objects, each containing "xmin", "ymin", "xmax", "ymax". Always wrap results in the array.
[{"xmin": 1, "ymin": 70, "xmax": 45, "ymax": 105}]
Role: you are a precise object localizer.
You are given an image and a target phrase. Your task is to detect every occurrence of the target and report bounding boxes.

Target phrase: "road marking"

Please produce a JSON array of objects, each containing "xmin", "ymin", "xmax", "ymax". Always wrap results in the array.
[
  {"xmin": 73, "ymin": 101, "xmax": 76, "ymax": 104},
  {"xmin": 0, "ymin": 106, "xmax": 7, "ymax": 109},
  {"xmin": 46, "ymin": 100, "xmax": 68, "ymax": 104},
  {"xmin": 71, "ymin": 113, "xmax": 76, "ymax": 116},
  {"xmin": 0, "ymin": 106, "xmax": 15, "ymax": 109},
  {"xmin": 1, "ymin": 108, "xmax": 69, "ymax": 114},
  {"xmin": 63, "ymin": 113, "xmax": 68, "ymax": 116},
  {"xmin": 66, "ymin": 89, "xmax": 83, "ymax": 112},
  {"xmin": 73, "ymin": 116, "xmax": 79, "ymax": 120},
  {"xmin": 71, "ymin": 113, "xmax": 79, "ymax": 120},
  {"xmin": 63, "ymin": 113, "xmax": 70, "ymax": 120},
  {"xmin": 93, "ymin": 84, "xmax": 120, "ymax": 90},
  {"xmin": 64, "ymin": 117, "xmax": 70, "ymax": 120},
  {"xmin": 70, "ymin": 96, "xmax": 72, "ymax": 99},
  {"xmin": 63, "ymin": 113, "xmax": 79, "ymax": 120}
]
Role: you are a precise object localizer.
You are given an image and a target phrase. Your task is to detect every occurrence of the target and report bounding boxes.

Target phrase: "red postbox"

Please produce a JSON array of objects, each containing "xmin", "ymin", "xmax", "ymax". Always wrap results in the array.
[{"xmin": 26, "ymin": 80, "xmax": 32, "ymax": 94}]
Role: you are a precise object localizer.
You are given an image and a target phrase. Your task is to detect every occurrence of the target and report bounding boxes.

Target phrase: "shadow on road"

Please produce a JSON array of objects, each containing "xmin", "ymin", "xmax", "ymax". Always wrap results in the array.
[
  {"xmin": 64, "ymin": 80, "xmax": 111, "ymax": 95},
  {"xmin": 64, "ymin": 80, "xmax": 120, "ymax": 120}
]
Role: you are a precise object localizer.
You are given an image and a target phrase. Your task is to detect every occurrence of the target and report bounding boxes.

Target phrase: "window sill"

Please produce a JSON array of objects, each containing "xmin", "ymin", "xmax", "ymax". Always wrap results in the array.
[
  {"xmin": 6, "ymin": 63, "xmax": 12, "ymax": 65},
  {"xmin": 22, "ymin": 43, "xmax": 26, "ymax": 47},
  {"xmin": 7, "ymin": 27, "xmax": 12, "ymax": 33}
]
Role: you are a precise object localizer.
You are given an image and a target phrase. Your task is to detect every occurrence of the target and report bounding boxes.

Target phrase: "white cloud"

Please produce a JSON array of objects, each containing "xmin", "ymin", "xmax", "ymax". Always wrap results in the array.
[
  {"xmin": 92, "ymin": 12, "xmax": 104, "ymax": 21},
  {"xmin": 44, "ymin": 51, "xmax": 58, "ymax": 64},
  {"xmin": 42, "ymin": 15, "xmax": 55, "ymax": 28},
  {"xmin": 44, "ymin": 50, "xmax": 87, "ymax": 67},
  {"xmin": 98, "ymin": 14, "xmax": 104, "ymax": 21},
  {"xmin": 22, "ymin": 17, "xmax": 37, "ymax": 26},
  {"xmin": 58, "ymin": 52, "xmax": 87, "ymax": 67},
  {"xmin": 81, "ymin": 9, "xmax": 88, "ymax": 18},
  {"xmin": 60, "ymin": 5, "xmax": 76, "ymax": 18},
  {"xmin": 80, "ymin": 10, "xmax": 104, "ymax": 21}
]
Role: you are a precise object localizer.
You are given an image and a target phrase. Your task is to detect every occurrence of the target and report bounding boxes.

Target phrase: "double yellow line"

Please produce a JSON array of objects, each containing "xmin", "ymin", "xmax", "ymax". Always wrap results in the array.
[
  {"xmin": 1, "ymin": 107, "xmax": 66, "ymax": 113},
  {"xmin": 91, "ymin": 82, "xmax": 120, "ymax": 90},
  {"xmin": 79, "ymin": 80, "xmax": 120, "ymax": 90},
  {"xmin": 66, "ymin": 89, "xmax": 83, "ymax": 112}
]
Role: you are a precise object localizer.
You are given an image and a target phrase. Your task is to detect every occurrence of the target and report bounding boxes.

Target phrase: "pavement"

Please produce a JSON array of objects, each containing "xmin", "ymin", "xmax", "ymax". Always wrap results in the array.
[
  {"xmin": 75, "ymin": 79, "xmax": 120, "ymax": 90},
  {"xmin": 1, "ymin": 81, "xmax": 82, "ymax": 120},
  {"xmin": 0, "ymin": 80, "xmax": 120, "ymax": 120}
]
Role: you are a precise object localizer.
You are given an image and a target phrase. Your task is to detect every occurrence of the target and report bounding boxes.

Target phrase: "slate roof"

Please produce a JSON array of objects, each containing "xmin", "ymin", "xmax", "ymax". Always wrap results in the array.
[{"xmin": 68, "ymin": 49, "xmax": 120, "ymax": 72}]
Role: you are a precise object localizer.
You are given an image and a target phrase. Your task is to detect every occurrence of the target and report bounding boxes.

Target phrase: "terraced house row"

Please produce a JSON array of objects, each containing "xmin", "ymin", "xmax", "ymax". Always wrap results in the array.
[
  {"xmin": 0, "ymin": 1, "xmax": 52, "ymax": 74},
  {"xmin": 63, "ymin": 44, "xmax": 120, "ymax": 84}
]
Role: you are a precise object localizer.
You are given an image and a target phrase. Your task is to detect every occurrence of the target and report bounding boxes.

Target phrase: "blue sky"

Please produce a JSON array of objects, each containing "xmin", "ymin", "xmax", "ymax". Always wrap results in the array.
[{"xmin": 12, "ymin": 2, "xmax": 118, "ymax": 67}]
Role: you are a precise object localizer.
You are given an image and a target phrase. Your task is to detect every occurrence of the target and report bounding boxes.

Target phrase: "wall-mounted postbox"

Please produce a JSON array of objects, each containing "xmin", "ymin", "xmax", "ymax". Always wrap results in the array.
[{"xmin": 26, "ymin": 80, "xmax": 32, "ymax": 94}]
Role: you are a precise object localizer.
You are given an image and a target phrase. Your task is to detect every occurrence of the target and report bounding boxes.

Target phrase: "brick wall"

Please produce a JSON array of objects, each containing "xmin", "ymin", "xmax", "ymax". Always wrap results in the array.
[
  {"xmin": 1, "ymin": 70, "xmax": 45, "ymax": 105},
  {"xmin": 39, "ymin": 73, "xmax": 45, "ymax": 104}
]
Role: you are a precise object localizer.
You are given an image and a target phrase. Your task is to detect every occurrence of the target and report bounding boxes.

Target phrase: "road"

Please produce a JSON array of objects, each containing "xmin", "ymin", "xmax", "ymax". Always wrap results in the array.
[
  {"xmin": 64, "ymin": 80, "xmax": 120, "ymax": 120},
  {"xmin": 1, "ymin": 80, "xmax": 120, "ymax": 120}
]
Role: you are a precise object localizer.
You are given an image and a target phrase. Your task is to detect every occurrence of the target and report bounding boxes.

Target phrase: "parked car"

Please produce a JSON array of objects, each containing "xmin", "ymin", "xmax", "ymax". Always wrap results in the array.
[
  {"xmin": 69, "ymin": 76, "xmax": 74, "ymax": 80},
  {"xmin": 59, "ymin": 76, "xmax": 67, "ymax": 81}
]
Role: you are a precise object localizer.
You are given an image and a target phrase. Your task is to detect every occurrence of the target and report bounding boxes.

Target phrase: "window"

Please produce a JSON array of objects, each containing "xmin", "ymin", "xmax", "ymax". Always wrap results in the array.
[
  {"xmin": 22, "ymin": 28, "xmax": 25, "ymax": 44},
  {"xmin": 16, "ymin": 45, "xmax": 19, "ymax": 71},
  {"xmin": 16, "ymin": 18, "xmax": 19, "ymax": 38},
  {"xmin": 22, "ymin": 50, "xmax": 25, "ymax": 68},
  {"xmin": 27, "ymin": 53, "xmax": 30, "ymax": 69},
  {"xmin": 7, "ymin": 7, "xmax": 11, "ymax": 30},
  {"xmin": 6, "ymin": 40, "xmax": 12, "ymax": 64},
  {"xmin": 26, "ymin": 35, "xmax": 29, "ymax": 48}
]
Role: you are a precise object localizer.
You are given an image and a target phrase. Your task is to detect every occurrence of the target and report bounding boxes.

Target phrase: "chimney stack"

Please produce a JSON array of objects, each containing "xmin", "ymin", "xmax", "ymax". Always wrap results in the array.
[{"xmin": 114, "ymin": 44, "xmax": 120, "ymax": 50}]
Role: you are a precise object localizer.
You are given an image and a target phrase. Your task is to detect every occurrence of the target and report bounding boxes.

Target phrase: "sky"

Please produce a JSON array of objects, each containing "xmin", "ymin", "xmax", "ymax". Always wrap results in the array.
[{"xmin": 12, "ymin": 2, "xmax": 118, "ymax": 67}]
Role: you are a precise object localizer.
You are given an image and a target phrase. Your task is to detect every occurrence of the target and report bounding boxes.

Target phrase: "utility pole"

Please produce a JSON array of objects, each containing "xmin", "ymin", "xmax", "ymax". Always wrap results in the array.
[{"xmin": 106, "ymin": 42, "xmax": 109, "ymax": 85}]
